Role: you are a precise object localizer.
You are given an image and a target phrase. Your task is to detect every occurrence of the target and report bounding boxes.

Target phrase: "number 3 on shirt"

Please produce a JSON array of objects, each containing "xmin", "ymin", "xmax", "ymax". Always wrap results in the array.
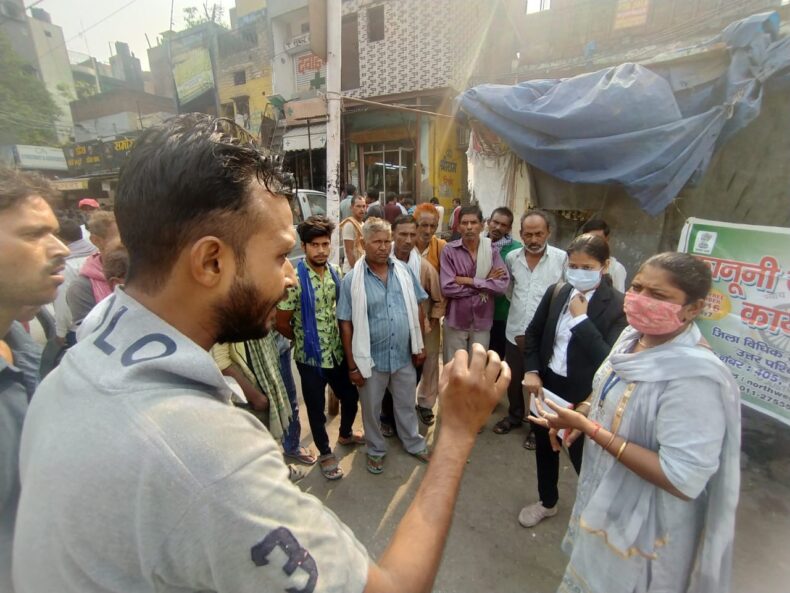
[{"xmin": 251, "ymin": 527, "xmax": 318, "ymax": 593}]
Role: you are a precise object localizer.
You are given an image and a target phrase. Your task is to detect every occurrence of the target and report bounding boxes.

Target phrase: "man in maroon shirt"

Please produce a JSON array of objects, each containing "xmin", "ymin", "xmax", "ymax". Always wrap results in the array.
[
  {"xmin": 440, "ymin": 205, "xmax": 509, "ymax": 361},
  {"xmin": 383, "ymin": 192, "xmax": 401, "ymax": 224}
]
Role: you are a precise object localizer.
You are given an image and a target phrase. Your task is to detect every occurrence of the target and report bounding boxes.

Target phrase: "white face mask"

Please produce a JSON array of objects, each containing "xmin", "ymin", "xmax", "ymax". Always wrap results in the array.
[{"xmin": 565, "ymin": 268, "xmax": 601, "ymax": 292}]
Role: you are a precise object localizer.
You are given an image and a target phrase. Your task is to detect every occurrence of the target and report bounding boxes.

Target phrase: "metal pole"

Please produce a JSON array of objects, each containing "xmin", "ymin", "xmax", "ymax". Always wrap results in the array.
[
  {"xmin": 326, "ymin": 0, "xmax": 342, "ymax": 265},
  {"xmin": 210, "ymin": 29, "xmax": 223, "ymax": 117},
  {"xmin": 306, "ymin": 118, "xmax": 314, "ymax": 189}
]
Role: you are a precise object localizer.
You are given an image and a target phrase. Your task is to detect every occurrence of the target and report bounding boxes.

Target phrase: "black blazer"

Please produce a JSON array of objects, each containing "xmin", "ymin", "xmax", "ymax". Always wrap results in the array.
[{"xmin": 523, "ymin": 281, "xmax": 628, "ymax": 403}]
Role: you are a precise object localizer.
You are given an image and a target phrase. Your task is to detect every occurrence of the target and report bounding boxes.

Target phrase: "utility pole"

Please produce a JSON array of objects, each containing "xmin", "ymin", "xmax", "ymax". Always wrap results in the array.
[{"xmin": 325, "ymin": 0, "xmax": 342, "ymax": 265}]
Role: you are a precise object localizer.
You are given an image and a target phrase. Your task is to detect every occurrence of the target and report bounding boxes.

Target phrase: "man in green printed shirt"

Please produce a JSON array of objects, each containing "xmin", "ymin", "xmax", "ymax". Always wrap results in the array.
[
  {"xmin": 487, "ymin": 207, "xmax": 522, "ymax": 359},
  {"xmin": 276, "ymin": 215, "xmax": 364, "ymax": 480}
]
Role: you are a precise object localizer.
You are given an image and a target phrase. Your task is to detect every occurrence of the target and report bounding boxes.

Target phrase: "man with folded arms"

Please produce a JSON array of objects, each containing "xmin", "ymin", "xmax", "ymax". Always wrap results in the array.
[{"xmin": 440, "ymin": 205, "xmax": 509, "ymax": 361}]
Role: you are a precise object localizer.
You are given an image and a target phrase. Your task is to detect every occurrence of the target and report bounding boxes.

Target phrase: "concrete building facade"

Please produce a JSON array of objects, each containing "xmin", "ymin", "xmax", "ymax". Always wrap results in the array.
[
  {"xmin": 217, "ymin": 1, "xmax": 274, "ymax": 134},
  {"xmin": 336, "ymin": 0, "xmax": 487, "ymax": 207},
  {"xmin": 69, "ymin": 89, "xmax": 176, "ymax": 142},
  {"xmin": 27, "ymin": 9, "xmax": 76, "ymax": 143}
]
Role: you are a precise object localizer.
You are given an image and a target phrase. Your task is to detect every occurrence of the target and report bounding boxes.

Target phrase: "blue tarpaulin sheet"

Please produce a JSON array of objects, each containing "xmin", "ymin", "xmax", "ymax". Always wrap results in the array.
[{"xmin": 457, "ymin": 12, "xmax": 790, "ymax": 215}]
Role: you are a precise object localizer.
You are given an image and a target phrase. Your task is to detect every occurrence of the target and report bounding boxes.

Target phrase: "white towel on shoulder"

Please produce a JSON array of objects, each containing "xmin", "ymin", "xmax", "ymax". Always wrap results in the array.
[
  {"xmin": 390, "ymin": 244, "xmax": 422, "ymax": 279},
  {"xmin": 350, "ymin": 257, "xmax": 424, "ymax": 379},
  {"xmin": 475, "ymin": 236, "xmax": 493, "ymax": 302}
]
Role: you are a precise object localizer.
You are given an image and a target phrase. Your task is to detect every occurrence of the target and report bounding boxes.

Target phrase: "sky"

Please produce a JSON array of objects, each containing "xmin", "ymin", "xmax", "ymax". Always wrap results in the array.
[{"xmin": 35, "ymin": 0, "xmax": 229, "ymax": 71}]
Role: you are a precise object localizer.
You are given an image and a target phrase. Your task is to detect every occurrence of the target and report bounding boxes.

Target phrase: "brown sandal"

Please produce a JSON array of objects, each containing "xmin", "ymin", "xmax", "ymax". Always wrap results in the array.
[
  {"xmin": 338, "ymin": 432, "xmax": 365, "ymax": 446},
  {"xmin": 283, "ymin": 447, "xmax": 317, "ymax": 465}
]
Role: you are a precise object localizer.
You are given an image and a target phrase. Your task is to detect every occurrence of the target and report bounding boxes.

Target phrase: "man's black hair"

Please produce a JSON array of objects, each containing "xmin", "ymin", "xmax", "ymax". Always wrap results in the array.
[
  {"xmin": 520, "ymin": 209, "xmax": 552, "ymax": 231},
  {"xmin": 57, "ymin": 216, "xmax": 82, "ymax": 243},
  {"xmin": 0, "ymin": 166, "xmax": 60, "ymax": 211},
  {"xmin": 580, "ymin": 218, "xmax": 611, "ymax": 237},
  {"xmin": 298, "ymin": 215, "xmax": 336, "ymax": 243},
  {"xmin": 459, "ymin": 204, "xmax": 483, "ymax": 222},
  {"xmin": 391, "ymin": 214, "xmax": 417, "ymax": 232},
  {"xmin": 490, "ymin": 206, "xmax": 514, "ymax": 225},
  {"xmin": 115, "ymin": 114, "xmax": 293, "ymax": 292}
]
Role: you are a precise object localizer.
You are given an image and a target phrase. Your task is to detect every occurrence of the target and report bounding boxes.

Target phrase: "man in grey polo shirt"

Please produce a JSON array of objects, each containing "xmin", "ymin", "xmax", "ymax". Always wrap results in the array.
[
  {"xmin": 13, "ymin": 115, "xmax": 511, "ymax": 593},
  {"xmin": 0, "ymin": 166, "xmax": 69, "ymax": 593}
]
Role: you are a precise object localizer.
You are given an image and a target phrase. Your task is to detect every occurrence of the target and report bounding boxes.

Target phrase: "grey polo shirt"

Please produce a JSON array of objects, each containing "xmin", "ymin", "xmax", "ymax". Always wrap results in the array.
[
  {"xmin": 14, "ymin": 290, "xmax": 369, "ymax": 593},
  {"xmin": 1, "ymin": 322, "xmax": 41, "ymax": 593}
]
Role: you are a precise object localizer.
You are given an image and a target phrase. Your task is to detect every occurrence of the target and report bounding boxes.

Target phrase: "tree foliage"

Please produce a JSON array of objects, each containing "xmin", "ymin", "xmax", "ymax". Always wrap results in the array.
[
  {"xmin": 182, "ymin": 3, "xmax": 226, "ymax": 29},
  {"xmin": 0, "ymin": 33, "xmax": 62, "ymax": 146}
]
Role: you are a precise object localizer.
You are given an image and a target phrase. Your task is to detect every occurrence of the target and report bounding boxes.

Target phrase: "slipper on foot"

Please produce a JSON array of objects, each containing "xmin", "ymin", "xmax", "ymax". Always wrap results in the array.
[
  {"xmin": 492, "ymin": 417, "xmax": 521, "ymax": 435},
  {"xmin": 366, "ymin": 454, "xmax": 385, "ymax": 474},
  {"xmin": 411, "ymin": 448, "xmax": 431, "ymax": 463},
  {"xmin": 416, "ymin": 405, "xmax": 435, "ymax": 426},
  {"xmin": 318, "ymin": 454, "xmax": 343, "ymax": 480},
  {"xmin": 523, "ymin": 431, "xmax": 537, "ymax": 450},
  {"xmin": 338, "ymin": 432, "xmax": 365, "ymax": 446},
  {"xmin": 284, "ymin": 447, "xmax": 317, "ymax": 465},
  {"xmin": 287, "ymin": 464, "xmax": 306, "ymax": 483}
]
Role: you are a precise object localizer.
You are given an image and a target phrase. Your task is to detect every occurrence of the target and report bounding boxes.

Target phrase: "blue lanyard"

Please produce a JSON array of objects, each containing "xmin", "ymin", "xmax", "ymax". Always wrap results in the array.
[{"xmin": 599, "ymin": 371, "xmax": 621, "ymax": 406}]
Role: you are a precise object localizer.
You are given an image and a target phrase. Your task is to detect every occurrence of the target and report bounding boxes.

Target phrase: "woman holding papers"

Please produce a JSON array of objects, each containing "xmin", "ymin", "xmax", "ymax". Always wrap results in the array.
[
  {"xmin": 532, "ymin": 252, "xmax": 740, "ymax": 593},
  {"xmin": 519, "ymin": 234, "xmax": 628, "ymax": 528}
]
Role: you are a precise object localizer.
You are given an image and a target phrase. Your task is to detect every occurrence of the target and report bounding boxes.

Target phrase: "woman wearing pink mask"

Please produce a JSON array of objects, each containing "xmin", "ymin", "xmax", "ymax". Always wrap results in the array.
[
  {"xmin": 518, "ymin": 234, "xmax": 627, "ymax": 529},
  {"xmin": 531, "ymin": 252, "xmax": 740, "ymax": 593}
]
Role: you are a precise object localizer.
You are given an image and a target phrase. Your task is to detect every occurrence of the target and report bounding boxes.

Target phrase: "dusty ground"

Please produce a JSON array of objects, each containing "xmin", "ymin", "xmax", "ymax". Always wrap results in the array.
[{"xmin": 290, "ymin": 373, "xmax": 790, "ymax": 593}]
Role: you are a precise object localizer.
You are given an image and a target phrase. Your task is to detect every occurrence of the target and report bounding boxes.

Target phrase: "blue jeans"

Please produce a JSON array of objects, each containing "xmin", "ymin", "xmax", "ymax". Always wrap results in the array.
[{"xmin": 279, "ymin": 347, "xmax": 301, "ymax": 454}]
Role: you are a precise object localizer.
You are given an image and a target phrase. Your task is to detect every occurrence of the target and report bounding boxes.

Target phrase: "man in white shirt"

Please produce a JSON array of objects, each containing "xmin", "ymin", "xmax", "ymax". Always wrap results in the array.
[
  {"xmin": 430, "ymin": 198, "xmax": 446, "ymax": 233},
  {"xmin": 364, "ymin": 188, "xmax": 383, "ymax": 220},
  {"xmin": 339, "ymin": 184, "xmax": 356, "ymax": 221},
  {"xmin": 579, "ymin": 218, "xmax": 628, "ymax": 291},
  {"xmin": 340, "ymin": 195, "xmax": 366, "ymax": 272},
  {"xmin": 492, "ymin": 210, "xmax": 566, "ymax": 450}
]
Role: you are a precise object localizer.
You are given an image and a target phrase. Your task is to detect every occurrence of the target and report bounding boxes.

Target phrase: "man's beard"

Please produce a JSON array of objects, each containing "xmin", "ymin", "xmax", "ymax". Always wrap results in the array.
[
  {"xmin": 213, "ymin": 275, "xmax": 282, "ymax": 344},
  {"xmin": 307, "ymin": 255, "xmax": 327, "ymax": 269}
]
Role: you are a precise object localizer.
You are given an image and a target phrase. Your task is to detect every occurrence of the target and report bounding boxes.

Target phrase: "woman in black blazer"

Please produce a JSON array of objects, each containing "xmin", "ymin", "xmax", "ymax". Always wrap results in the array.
[{"xmin": 518, "ymin": 234, "xmax": 628, "ymax": 529}]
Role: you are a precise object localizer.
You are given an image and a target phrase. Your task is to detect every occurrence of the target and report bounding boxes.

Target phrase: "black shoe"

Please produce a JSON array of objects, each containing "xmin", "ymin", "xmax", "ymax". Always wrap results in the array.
[{"xmin": 416, "ymin": 405, "xmax": 435, "ymax": 426}]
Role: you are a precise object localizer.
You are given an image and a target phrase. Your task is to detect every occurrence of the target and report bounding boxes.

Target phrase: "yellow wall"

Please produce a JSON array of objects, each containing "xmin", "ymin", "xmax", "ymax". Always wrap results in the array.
[
  {"xmin": 219, "ymin": 0, "xmax": 271, "ymax": 132},
  {"xmin": 218, "ymin": 73, "xmax": 273, "ymax": 132},
  {"xmin": 429, "ymin": 98, "xmax": 466, "ymax": 216}
]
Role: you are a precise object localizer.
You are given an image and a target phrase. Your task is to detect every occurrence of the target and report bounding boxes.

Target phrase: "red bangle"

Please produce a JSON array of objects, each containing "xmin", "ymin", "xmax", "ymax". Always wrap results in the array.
[{"xmin": 588, "ymin": 421, "xmax": 602, "ymax": 440}]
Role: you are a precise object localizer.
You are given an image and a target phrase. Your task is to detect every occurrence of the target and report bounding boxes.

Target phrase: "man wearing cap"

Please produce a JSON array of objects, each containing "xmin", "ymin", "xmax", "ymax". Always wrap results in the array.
[
  {"xmin": 66, "ymin": 211, "xmax": 119, "ymax": 331},
  {"xmin": 77, "ymin": 198, "xmax": 100, "ymax": 240}
]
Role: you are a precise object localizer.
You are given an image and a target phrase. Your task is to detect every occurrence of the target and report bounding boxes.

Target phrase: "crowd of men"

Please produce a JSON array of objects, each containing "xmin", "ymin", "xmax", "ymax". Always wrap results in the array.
[{"xmin": 0, "ymin": 114, "xmax": 647, "ymax": 593}]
